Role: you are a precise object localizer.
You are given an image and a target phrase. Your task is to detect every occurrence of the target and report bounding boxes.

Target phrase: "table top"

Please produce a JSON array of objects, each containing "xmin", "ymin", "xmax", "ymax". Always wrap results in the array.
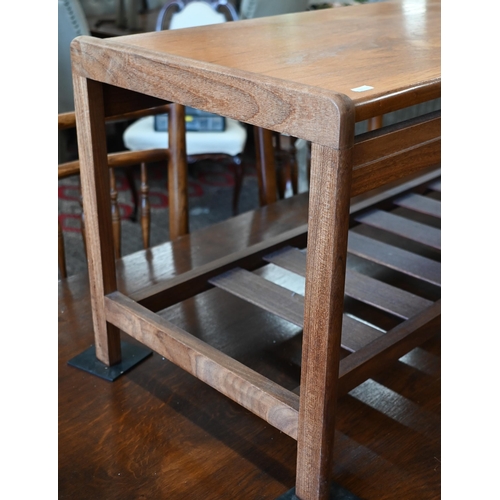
[{"xmin": 72, "ymin": 0, "xmax": 440, "ymax": 137}]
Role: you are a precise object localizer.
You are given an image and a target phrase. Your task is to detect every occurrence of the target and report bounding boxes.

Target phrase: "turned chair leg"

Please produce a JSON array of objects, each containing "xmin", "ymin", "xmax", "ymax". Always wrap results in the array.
[
  {"xmin": 125, "ymin": 167, "xmax": 140, "ymax": 222},
  {"xmin": 109, "ymin": 168, "xmax": 121, "ymax": 259},
  {"xmin": 140, "ymin": 162, "xmax": 151, "ymax": 249},
  {"xmin": 231, "ymin": 155, "xmax": 244, "ymax": 216},
  {"xmin": 58, "ymin": 219, "xmax": 67, "ymax": 279},
  {"xmin": 254, "ymin": 127, "xmax": 278, "ymax": 207}
]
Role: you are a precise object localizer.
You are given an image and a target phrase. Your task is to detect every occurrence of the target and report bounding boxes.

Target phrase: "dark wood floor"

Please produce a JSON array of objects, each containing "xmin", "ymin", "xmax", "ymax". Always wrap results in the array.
[{"xmin": 59, "ymin": 192, "xmax": 440, "ymax": 499}]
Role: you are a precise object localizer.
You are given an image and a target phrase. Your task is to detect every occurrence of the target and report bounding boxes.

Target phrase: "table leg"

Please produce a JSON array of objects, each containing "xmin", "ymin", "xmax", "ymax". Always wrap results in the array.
[
  {"xmin": 254, "ymin": 127, "xmax": 278, "ymax": 206},
  {"xmin": 73, "ymin": 76, "xmax": 121, "ymax": 365},
  {"xmin": 295, "ymin": 143, "xmax": 353, "ymax": 500}
]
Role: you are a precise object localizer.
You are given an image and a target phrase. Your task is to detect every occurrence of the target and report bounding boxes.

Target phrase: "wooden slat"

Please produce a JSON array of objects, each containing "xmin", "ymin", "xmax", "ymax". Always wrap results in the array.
[
  {"xmin": 209, "ymin": 268, "xmax": 305, "ymax": 327},
  {"xmin": 393, "ymin": 192, "xmax": 441, "ymax": 218},
  {"xmin": 341, "ymin": 315, "xmax": 385, "ymax": 352},
  {"xmin": 209, "ymin": 268, "xmax": 383, "ymax": 352},
  {"xmin": 347, "ymin": 232, "xmax": 441, "ymax": 286},
  {"xmin": 104, "ymin": 291, "xmax": 300, "ymax": 439},
  {"xmin": 344, "ymin": 268, "xmax": 434, "ymax": 320},
  {"xmin": 131, "ymin": 223, "xmax": 309, "ymax": 311},
  {"xmin": 264, "ymin": 246, "xmax": 434, "ymax": 319},
  {"xmin": 354, "ymin": 209, "xmax": 441, "ymax": 250},
  {"xmin": 106, "ymin": 103, "xmax": 171, "ymax": 123},
  {"xmin": 427, "ymin": 179, "xmax": 441, "ymax": 192},
  {"xmin": 263, "ymin": 246, "xmax": 308, "ymax": 278},
  {"xmin": 338, "ymin": 301, "xmax": 441, "ymax": 396}
]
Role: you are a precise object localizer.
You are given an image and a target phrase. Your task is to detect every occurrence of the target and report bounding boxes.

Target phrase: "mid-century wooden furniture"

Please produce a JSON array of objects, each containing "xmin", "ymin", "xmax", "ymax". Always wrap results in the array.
[
  {"xmin": 59, "ymin": 190, "xmax": 440, "ymax": 499},
  {"xmin": 69, "ymin": 1, "xmax": 440, "ymax": 498}
]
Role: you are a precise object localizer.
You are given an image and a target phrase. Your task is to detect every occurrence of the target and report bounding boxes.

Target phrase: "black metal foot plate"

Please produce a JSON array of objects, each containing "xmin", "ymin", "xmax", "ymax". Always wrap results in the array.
[
  {"xmin": 67, "ymin": 341, "xmax": 152, "ymax": 381},
  {"xmin": 276, "ymin": 484, "xmax": 362, "ymax": 500}
]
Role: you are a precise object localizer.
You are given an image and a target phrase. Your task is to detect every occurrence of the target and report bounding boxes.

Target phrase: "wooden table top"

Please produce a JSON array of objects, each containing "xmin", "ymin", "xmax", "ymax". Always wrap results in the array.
[{"xmin": 71, "ymin": 0, "xmax": 440, "ymax": 129}]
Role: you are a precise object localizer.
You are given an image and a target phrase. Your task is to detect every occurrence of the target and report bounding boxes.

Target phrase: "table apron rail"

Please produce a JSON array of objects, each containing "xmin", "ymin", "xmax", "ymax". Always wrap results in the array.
[
  {"xmin": 351, "ymin": 110, "xmax": 441, "ymax": 197},
  {"xmin": 71, "ymin": 37, "xmax": 356, "ymax": 149},
  {"xmin": 104, "ymin": 291, "xmax": 300, "ymax": 439}
]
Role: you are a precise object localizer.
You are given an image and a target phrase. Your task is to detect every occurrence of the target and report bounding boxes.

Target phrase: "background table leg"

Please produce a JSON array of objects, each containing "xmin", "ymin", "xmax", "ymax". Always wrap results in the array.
[{"xmin": 168, "ymin": 103, "xmax": 189, "ymax": 239}]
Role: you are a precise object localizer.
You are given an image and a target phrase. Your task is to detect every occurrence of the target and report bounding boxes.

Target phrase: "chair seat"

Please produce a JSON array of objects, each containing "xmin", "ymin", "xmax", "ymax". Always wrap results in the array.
[{"xmin": 123, "ymin": 116, "xmax": 247, "ymax": 157}]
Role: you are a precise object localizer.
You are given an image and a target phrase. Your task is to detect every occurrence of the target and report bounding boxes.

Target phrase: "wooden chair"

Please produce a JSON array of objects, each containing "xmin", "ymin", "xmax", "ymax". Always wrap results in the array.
[
  {"xmin": 58, "ymin": 103, "xmax": 175, "ymax": 278},
  {"xmin": 253, "ymin": 128, "xmax": 300, "ymax": 207},
  {"xmin": 124, "ymin": 0, "xmax": 299, "ymax": 213}
]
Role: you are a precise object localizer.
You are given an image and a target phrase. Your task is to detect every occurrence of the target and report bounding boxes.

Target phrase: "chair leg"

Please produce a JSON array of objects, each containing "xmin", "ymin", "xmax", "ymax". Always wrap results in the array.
[
  {"xmin": 231, "ymin": 155, "xmax": 244, "ymax": 216},
  {"xmin": 140, "ymin": 162, "xmax": 151, "ymax": 249},
  {"xmin": 168, "ymin": 103, "xmax": 189, "ymax": 240},
  {"xmin": 58, "ymin": 219, "xmax": 67, "ymax": 279},
  {"xmin": 275, "ymin": 156, "xmax": 286, "ymax": 200},
  {"xmin": 125, "ymin": 167, "xmax": 139, "ymax": 222},
  {"xmin": 254, "ymin": 127, "xmax": 277, "ymax": 206},
  {"xmin": 274, "ymin": 133, "xmax": 299, "ymax": 199},
  {"xmin": 110, "ymin": 168, "xmax": 121, "ymax": 259},
  {"xmin": 290, "ymin": 138, "xmax": 299, "ymax": 195}
]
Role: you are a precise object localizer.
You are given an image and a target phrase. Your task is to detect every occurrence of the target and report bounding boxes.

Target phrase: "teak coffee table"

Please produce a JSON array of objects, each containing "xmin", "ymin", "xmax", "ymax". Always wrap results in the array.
[{"xmin": 70, "ymin": 1, "xmax": 441, "ymax": 499}]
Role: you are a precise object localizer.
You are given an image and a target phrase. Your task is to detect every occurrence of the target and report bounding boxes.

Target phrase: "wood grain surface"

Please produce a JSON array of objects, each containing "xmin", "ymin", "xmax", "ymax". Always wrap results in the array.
[
  {"xmin": 67, "ymin": 2, "xmax": 441, "ymax": 498},
  {"xmin": 71, "ymin": 0, "xmax": 440, "ymax": 145},
  {"xmin": 76, "ymin": 0, "xmax": 440, "ymax": 115}
]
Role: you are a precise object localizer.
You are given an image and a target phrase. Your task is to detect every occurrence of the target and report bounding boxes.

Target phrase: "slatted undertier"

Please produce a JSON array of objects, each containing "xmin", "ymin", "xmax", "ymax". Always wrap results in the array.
[
  {"xmin": 105, "ymin": 171, "xmax": 441, "ymax": 441},
  {"xmin": 209, "ymin": 176, "xmax": 441, "ymax": 395}
]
